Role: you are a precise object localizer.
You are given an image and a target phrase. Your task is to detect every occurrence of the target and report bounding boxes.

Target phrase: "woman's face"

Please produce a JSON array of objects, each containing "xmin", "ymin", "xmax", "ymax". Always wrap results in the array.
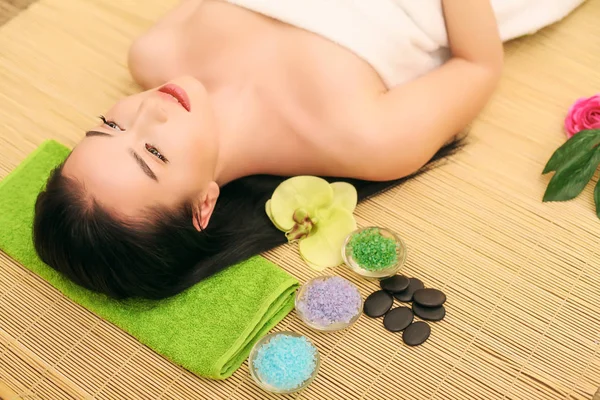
[{"xmin": 63, "ymin": 76, "xmax": 220, "ymax": 227}]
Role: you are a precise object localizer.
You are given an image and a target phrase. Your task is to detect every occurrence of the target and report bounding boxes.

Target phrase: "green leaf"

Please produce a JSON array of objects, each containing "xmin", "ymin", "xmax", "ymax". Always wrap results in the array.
[
  {"xmin": 595, "ymin": 179, "xmax": 600, "ymax": 219},
  {"xmin": 543, "ymin": 147, "xmax": 600, "ymax": 202},
  {"xmin": 542, "ymin": 129, "xmax": 600, "ymax": 174}
]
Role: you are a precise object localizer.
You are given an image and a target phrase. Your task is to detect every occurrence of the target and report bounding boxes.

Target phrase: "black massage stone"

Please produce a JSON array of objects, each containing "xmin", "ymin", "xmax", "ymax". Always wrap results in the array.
[
  {"xmin": 412, "ymin": 303, "xmax": 446, "ymax": 322},
  {"xmin": 413, "ymin": 288, "xmax": 446, "ymax": 308},
  {"xmin": 380, "ymin": 275, "xmax": 410, "ymax": 293},
  {"xmin": 393, "ymin": 277, "xmax": 424, "ymax": 302},
  {"xmin": 402, "ymin": 321, "xmax": 431, "ymax": 346},
  {"xmin": 364, "ymin": 290, "xmax": 394, "ymax": 318},
  {"xmin": 383, "ymin": 307, "xmax": 414, "ymax": 332}
]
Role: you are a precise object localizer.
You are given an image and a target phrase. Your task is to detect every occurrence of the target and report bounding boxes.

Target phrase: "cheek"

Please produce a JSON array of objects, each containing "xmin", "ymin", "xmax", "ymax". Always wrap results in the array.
[
  {"xmin": 166, "ymin": 132, "xmax": 205, "ymax": 174},
  {"xmin": 186, "ymin": 136, "xmax": 212, "ymax": 176},
  {"xmin": 166, "ymin": 113, "xmax": 218, "ymax": 180},
  {"xmin": 174, "ymin": 124, "xmax": 212, "ymax": 163},
  {"xmin": 166, "ymin": 165, "xmax": 206, "ymax": 200}
]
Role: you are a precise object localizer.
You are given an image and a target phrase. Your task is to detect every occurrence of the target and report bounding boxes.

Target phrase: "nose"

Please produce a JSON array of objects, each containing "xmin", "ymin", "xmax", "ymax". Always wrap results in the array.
[{"xmin": 133, "ymin": 95, "xmax": 169, "ymax": 131}]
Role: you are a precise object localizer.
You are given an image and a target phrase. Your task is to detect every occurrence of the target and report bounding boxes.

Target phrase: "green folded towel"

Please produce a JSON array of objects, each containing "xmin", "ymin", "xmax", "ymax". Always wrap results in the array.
[{"xmin": 0, "ymin": 140, "xmax": 298, "ymax": 379}]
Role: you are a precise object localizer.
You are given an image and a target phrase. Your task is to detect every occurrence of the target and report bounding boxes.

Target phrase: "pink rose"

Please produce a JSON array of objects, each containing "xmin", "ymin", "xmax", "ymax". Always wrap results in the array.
[{"xmin": 564, "ymin": 94, "xmax": 600, "ymax": 138}]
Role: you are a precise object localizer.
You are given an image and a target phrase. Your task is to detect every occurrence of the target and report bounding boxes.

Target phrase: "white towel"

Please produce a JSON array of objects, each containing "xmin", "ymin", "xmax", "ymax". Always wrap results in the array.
[{"xmin": 226, "ymin": 0, "xmax": 586, "ymax": 88}]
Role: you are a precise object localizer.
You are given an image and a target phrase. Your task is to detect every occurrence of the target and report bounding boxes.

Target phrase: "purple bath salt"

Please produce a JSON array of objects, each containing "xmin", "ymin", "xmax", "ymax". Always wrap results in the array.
[{"xmin": 296, "ymin": 276, "xmax": 362, "ymax": 327}]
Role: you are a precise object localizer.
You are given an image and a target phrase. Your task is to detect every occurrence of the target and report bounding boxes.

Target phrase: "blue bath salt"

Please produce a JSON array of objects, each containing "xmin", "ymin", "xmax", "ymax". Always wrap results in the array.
[{"xmin": 253, "ymin": 334, "xmax": 318, "ymax": 391}]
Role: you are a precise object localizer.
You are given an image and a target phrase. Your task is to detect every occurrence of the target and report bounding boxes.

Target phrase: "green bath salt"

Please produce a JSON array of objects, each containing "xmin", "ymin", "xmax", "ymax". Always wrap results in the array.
[{"xmin": 348, "ymin": 228, "xmax": 398, "ymax": 271}]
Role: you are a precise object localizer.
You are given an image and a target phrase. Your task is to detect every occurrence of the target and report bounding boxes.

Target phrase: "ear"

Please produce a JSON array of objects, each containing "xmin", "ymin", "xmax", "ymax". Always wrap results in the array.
[{"xmin": 192, "ymin": 181, "xmax": 220, "ymax": 231}]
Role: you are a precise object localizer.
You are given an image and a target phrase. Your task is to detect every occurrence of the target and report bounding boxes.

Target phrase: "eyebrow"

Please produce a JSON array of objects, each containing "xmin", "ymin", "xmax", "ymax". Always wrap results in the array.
[{"xmin": 85, "ymin": 131, "xmax": 158, "ymax": 182}]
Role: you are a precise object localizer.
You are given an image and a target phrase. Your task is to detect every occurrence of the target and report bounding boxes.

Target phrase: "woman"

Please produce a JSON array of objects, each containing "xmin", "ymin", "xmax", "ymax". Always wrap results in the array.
[{"xmin": 32, "ymin": 0, "xmax": 560, "ymax": 299}]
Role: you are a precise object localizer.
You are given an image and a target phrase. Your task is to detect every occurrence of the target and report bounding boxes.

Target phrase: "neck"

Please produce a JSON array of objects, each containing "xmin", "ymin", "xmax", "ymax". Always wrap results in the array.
[{"xmin": 208, "ymin": 83, "xmax": 273, "ymax": 186}]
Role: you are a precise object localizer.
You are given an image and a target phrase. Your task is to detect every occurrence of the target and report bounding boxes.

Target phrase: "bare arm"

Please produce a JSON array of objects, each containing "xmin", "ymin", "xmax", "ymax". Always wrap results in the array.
[{"xmin": 356, "ymin": 0, "xmax": 503, "ymax": 181}]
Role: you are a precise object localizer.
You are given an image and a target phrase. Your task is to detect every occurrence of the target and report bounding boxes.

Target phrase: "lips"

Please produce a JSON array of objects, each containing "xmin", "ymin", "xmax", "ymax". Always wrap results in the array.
[{"xmin": 157, "ymin": 83, "xmax": 191, "ymax": 112}]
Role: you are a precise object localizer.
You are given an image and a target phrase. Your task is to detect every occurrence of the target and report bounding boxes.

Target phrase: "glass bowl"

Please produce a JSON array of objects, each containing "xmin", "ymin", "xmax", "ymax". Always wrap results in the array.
[
  {"xmin": 342, "ymin": 226, "xmax": 407, "ymax": 279},
  {"xmin": 295, "ymin": 275, "xmax": 363, "ymax": 331},
  {"xmin": 248, "ymin": 331, "xmax": 320, "ymax": 394}
]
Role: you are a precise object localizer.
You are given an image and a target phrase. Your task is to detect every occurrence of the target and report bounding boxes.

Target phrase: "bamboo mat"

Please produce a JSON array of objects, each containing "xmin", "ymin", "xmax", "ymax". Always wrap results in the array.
[{"xmin": 1, "ymin": 0, "xmax": 599, "ymax": 399}]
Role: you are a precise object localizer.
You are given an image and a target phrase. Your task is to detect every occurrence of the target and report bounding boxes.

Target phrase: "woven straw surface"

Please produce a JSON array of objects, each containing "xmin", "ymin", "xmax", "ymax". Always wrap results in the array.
[{"xmin": 1, "ymin": 0, "xmax": 600, "ymax": 399}]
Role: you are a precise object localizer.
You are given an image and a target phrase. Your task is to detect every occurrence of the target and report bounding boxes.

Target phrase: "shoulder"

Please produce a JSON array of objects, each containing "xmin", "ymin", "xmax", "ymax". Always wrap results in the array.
[
  {"xmin": 128, "ymin": 29, "xmax": 186, "ymax": 89},
  {"xmin": 128, "ymin": 1, "xmax": 203, "ymax": 88}
]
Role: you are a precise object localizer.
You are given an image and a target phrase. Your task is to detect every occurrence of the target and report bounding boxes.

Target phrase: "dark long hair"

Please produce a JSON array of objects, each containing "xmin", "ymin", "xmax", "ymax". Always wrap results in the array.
[{"xmin": 33, "ymin": 140, "xmax": 462, "ymax": 300}]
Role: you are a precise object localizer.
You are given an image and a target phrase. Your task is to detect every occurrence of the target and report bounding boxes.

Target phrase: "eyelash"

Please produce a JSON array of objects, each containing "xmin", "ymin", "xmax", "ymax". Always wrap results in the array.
[
  {"xmin": 145, "ymin": 143, "xmax": 168, "ymax": 163},
  {"xmin": 98, "ymin": 115, "xmax": 168, "ymax": 163},
  {"xmin": 98, "ymin": 115, "xmax": 122, "ymax": 130}
]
